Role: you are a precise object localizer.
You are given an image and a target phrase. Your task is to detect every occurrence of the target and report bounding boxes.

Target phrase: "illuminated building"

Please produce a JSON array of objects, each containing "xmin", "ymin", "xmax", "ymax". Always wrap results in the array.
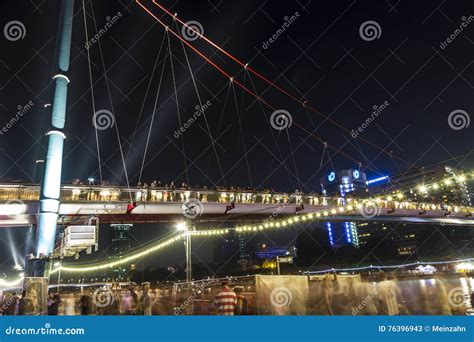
[
  {"xmin": 371, "ymin": 165, "xmax": 471, "ymax": 206},
  {"xmin": 320, "ymin": 169, "xmax": 367, "ymax": 247},
  {"xmin": 109, "ymin": 224, "xmax": 133, "ymax": 280}
]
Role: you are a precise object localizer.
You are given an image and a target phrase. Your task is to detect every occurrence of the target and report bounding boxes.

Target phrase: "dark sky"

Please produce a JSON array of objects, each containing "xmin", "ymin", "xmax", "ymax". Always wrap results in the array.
[{"xmin": 0, "ymin": 0, "xmax": 473, "ymax": 275}]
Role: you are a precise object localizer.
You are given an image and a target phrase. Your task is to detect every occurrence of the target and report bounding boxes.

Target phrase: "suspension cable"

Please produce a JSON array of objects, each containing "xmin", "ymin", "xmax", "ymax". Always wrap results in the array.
[
  {"xmin": 127, "ymin": 32, "xmax": 168, "ymax": 171},
  {"xmin": 231, "ymin": 82, "xmax": 253, "ymax": 187},
  {"xmin": 147, "ymin": 0, "xmax": 414, "ymax": 169},
  {"xmin": 172, "ymin": 19, "xmax": 226, "ymax": 185},
  {"xmin": 89, "ymin": 2, "xmax": 132, "ymax": 200},
  {"xmin": 139, "ymin": 34, "xmax": 168, "ymax": 185},
  {"xmin": 166, "ymin": 29, "xmax": 189, "ymax": 185},
  {"xmin": 135, "ymin": 2, "xmax": 392, "ymax": 176},
  {"xmin": 82, "ymin": 0, "xmax": 103, "ymax": 184}
]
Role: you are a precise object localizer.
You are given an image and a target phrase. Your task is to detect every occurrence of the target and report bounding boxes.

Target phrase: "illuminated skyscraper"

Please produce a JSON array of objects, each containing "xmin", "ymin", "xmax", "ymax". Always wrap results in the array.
[
  {"xmin": 109, "ymin": 224, "xmax": 133, "ymax": 280},
  {"xmin": 320, "ymin": 169, "xmax": 367, "ymax": 247}
]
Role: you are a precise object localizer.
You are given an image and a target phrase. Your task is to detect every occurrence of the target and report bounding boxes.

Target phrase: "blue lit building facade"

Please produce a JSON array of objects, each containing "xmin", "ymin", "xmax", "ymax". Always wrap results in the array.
[{"xmin": 320, "ymin": 169, "xmax": 368, "ymax": 247}]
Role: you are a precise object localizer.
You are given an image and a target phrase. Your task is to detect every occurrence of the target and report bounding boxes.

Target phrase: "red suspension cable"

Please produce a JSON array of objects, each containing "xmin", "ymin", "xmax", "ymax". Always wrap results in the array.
[
  {"xmin": 136, "ymin": 0, "xmax": 390, "ymax": 169},
  {"xmin": 149, "ymin": 0, "xmax": 413, "ymax": 167}
]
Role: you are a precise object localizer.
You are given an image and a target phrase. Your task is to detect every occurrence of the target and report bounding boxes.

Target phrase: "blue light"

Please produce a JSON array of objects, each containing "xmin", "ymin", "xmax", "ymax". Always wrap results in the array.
[
  {"xmin": 328, "ymin": 172, "xmax": 336, "ymax": 182},
  {"xmin": 353, "ymin": 170, "xmax": 360, "ymax": 179},
  {"xmin": 366, "ymin": 175, "xmax": 389, "ymax": 185}
]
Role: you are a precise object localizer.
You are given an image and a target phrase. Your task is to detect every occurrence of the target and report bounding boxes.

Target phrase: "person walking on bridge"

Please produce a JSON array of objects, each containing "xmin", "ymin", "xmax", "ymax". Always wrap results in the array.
[{"xmin": 214, "ymin": 282, "xmax": 237, "ymax": 316}]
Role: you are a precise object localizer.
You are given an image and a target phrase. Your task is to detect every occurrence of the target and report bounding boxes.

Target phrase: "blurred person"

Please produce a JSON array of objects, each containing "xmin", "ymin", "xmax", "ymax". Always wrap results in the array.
[
  {"xmin": 351, "ymin": 280, "xmax": 379, "ymax": 315},
  {"xmin": 1, "ymin": 293, "xmax": 17, "ymax": 316},
  {"xmin": 80, "ymin": 291, "xmax": 90, "ymax": 315},
  {"xmin": 376, "ymin": 273, "xmax": 402, "ymax": 315},
  {"xmin": 132, "ymin": 286, "xmax": 142, "ymax": 315},
  {"xmin": 111, "ymin": 291, "xmax": 123, "ymax": 315},
  {"xmin": 233, "ymin": 286, "xmax": 248, "ymax": 315},
  {"xmin": 64, "ymin": 293, "xmax": 76, "ymax": 316},
  {"xmin": 142, "ymin": 283, "xmax": 152, "ymax": 316},
  {"xmin": 48, "ymin": 293, "xmax": 60, "ymax": 315},
  {"xmin": 123, "ymin": 290, "xmax": 135, "ymax": 315},
  {"xmin": 331, "ymin": 277, "xmax": 351, "ymax": 315},
  {"xmin": 214, "ymin": 282, "xmax": 237, "ymax": 316},
  {"xmin": 320, "ymin": 275, "xmax": 334, "ymax": 315}
]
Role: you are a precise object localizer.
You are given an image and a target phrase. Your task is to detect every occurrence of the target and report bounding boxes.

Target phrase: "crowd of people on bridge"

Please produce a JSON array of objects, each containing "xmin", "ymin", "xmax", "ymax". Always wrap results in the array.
[{"xmin": 1, "ymin": 272, "xmax": 472, "ymax": 316}]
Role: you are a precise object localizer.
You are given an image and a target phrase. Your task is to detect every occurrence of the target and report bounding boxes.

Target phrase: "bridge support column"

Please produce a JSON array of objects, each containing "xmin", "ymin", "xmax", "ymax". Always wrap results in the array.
[
  {"xmin": 36, "ymin": 0, "xmax": 75, "ymax": 264},
  {"xmin": 185, "ymin": 229, "xmax": 192, "ymax": 283},
  {"xmin": 23, "ymin": 225, "xmax": 36, "ymax": 277}
]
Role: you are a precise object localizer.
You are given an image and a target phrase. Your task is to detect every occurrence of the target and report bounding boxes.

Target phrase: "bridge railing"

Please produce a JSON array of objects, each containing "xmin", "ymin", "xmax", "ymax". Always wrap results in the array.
[{"xmin": 0, "ymin": 184, "xmax": 470, "ymax": 215}]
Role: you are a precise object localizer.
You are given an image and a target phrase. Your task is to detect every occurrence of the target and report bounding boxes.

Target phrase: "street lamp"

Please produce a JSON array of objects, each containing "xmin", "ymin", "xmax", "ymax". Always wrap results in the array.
[{"xmin": 175, "ymin": 222, "xmax": 192, "ymax": 283}]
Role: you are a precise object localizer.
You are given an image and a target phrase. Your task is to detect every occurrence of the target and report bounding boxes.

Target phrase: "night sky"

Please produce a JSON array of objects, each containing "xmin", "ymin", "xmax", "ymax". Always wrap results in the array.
[{"xmin": 0, "ymin": 0, "xmax": 472, "ymax": 276}]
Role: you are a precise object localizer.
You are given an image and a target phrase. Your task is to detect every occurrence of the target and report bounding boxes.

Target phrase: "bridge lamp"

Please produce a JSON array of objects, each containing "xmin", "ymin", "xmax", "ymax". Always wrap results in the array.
[
  {"xmin": 432, "ymin": 183, "xmax": 439, "ymax": 190},
  {"xmin": 444, "ymin": 179, "xmax": 452, "ymax": 186},
  {"xmin": 458, "ymin": 176, "xmax": 466, "ymax": 182},
  {"xmin": 418, "ymin": 185, "xmax": 428, "ymax": 193},
  {"xmin": 175, "ymin": 222, "xmax": 188, "ymax": 231},
  {"xmin": 396, "ymin": 193, "xmax": 403, "ymax": 200}
]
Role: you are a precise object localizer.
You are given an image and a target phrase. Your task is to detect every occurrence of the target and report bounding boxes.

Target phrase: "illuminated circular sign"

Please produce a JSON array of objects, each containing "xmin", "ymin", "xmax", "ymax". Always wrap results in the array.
[
  {"xmin": 328, "ymin": 172, "xmax": 336, "ymax": 182},
  {"xmin": 353, "ymin": 170, "xmax": 360, "ymax": 179}
]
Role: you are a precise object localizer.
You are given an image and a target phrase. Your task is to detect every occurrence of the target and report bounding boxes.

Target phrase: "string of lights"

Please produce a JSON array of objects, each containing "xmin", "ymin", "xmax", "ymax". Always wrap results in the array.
[
  {"xmin": 305, "ymin": 258, "xmax": 474, "ymax": 275},
  {"xmin": 52, "ymin": 197, "xmax": 473, "ymax": 273}
]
